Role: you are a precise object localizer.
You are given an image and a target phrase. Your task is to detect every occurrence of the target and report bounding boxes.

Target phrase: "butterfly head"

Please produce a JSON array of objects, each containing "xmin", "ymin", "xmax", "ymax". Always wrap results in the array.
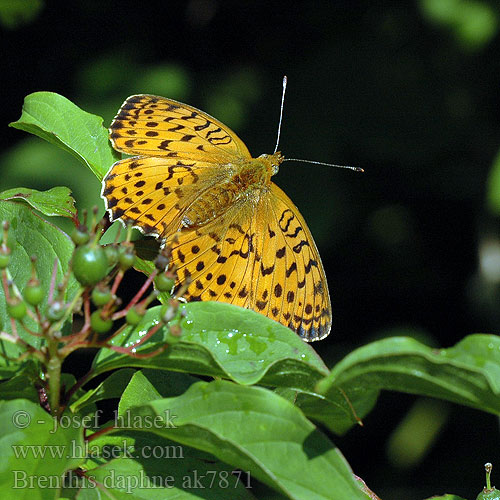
[{"xmin": 259, "ymin": 151, "xmax": 284, "ymax": 176}]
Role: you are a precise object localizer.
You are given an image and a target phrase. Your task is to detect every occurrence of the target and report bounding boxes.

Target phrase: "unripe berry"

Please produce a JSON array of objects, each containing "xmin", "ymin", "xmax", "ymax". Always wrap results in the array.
[
  {"xmin": 155, "ymin": 273, "xmax": 175, "ymax": 292},
  {"xmin": 46, "ymin": 301, "xmax": 66, "ymax": 322},
  {"xmin": 0, "ymin": 251, "xmax": 10, "ymax": 269},
  {"xmin": 104, "ymin": 245, "xmax": 119, "ymax": 266},
  {"xmin": 7, "ymin": 298, "xmax": 27, "ymax": 320},
  {"xmin": 160, "ymin": 302, "xmax": 178, "ymax": 323},
  {"xmin": 73, "ymin": 244, "xmax": 108, "ymax": 286},
  {"xmin": 23, "ymin": 281, "xmax": 44, "ymax": 306},
  {"xmin": 477, "ymin": 463, "xmax": 499, "ymax": 500},
  {"xmin": 165, "ymin": 324, "xmax": 182, "ymax": 345},
  {"xmin": 118, "ymin": 247, "xmax": 135, "ymax": 270},
  {"xmin": 90, "ymin": 309, "xmax": 113, "ymax": 334},
  {"xmin": 91, "ymin": 286, "xmax": 112, "ymax": 307},
  {"xmin": 154, "ymin": 253, "xmax": 170, "ymax": 271},
  {"xmin": 71, "ymin": 225, "xmax": 90, "ymax": 246},
  {"xmin": 476, "ymin": 489, "xmax": 500, "ymax": 500},
  {"xmin": 125, "ymin": 307, "xmax": 144, "ymax": 326}
]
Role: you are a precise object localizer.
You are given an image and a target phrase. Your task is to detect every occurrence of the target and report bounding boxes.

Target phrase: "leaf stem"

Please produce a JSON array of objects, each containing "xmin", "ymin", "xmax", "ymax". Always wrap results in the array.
[{"xmin": 46, "ymin": 339, "xmax": 62, "ymax": 417}]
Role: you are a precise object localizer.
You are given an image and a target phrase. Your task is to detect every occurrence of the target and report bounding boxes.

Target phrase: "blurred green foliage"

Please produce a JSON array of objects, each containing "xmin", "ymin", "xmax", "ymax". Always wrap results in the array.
[
  {"xmin": 0, "ymin": 0, "xmax": 42, "ymax": 29},
  {"xmin": 420, "ymin": 0, "xmax": 498, "ymax": 49}
]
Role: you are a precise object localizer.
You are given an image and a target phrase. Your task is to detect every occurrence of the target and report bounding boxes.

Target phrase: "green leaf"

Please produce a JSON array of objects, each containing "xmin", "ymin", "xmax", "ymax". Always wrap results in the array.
[
  {"xmin": 9, "ymin": 92, "xmax": 119, "ymax": 180},
  {"xmin": 82, "ymin": 433, "xmax": 254, "ymax": 499},
  {"xmin": 0, "ymin": 187, "xmax": 77, "ymax": 219},
  {"xmin": 487, "ymin": 145, "xmax": 500, "ymax": 215},
  {"xmin": 115, "ymin": 375, "xmax": 367, "ymax": 500},
  {"xmin": 69, "ymin": 368, "xmax": 136, "ymax": 414},
  {"xmin": 0, "ymin": 365, "xmax": 27, "ymax": 380},
  {"xmin": 0, "ymin": 200, "xmax": 77, "ymax": 358},
  {"xmin": 424, "ymin": 495, "xmax": 468, "ymax": 500},
  {"xmin": 0, "ymin": 399, "xmax": 84, "ymax": 498},
  {"xmin": 275, "ymin": 385, "xmax": 379, "ymax": 435},
  {"xmin": 91, "ymin": 302, "xmax": 329, "ymax": 388},
  {"xmin": 117, "ymin": 370, "xmax": 201, "ymax": 413},
  {"xmin": 318, "ymin": 335, "xmax": 500, "ymax": 415},
  {"xmin": 0, "ymin": 361, "xmax": 39, "ymax": 403},
  {"xmin": 71, "ymin": 372, "xmax": 257, "ymax": 497}
]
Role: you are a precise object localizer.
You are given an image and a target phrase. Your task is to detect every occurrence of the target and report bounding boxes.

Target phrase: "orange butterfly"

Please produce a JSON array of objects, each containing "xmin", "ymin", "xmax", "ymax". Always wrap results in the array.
[{"xmin": 102, "ymin": 91, "xmax": 339, "ymax": 341}]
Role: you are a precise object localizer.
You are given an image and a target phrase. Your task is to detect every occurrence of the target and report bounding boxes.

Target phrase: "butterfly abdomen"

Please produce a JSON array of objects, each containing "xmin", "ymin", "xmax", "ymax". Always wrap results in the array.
[{"xmin": 182, "ymin": 182, "xmax": 238, "ymax": 227}]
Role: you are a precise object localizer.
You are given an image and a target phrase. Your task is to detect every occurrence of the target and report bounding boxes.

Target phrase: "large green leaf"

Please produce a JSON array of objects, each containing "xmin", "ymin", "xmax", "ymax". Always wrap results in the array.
[
  {"xmin": 81, "ymin": 434, "xmax": 255, "ymax": 499},
  {"xmin": 112, "ymin": 372, "xmax": 367, "ymax": 500},
  {"xmin": 87, "ymin": 303, "xmax": 379, "ymax": 434},
  {"xmin": 318, "ymin": 335, "xmax": 500, "ymax": 415},
  {"xmin": 9, "ymin": 92, "xmax": 118, "ymax": 180},
  {"xmin": 0, "ymin": 187, "xmax": 76, "ymax": 219},
  {"xmin": 91, "ymin": 302, "xmax": 329, "ymax": 388},
  {"xmin": 0, "ymin": 399, "xmax": 84, "ymax": 499},
  {"xmin": 70, "ymin": 370, "xmax": 262, "ymax": 497}
]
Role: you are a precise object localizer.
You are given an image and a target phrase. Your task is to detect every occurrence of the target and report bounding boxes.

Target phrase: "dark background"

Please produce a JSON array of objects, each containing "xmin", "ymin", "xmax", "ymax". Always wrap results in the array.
[{"xmin": 2, "ymin": 1, "xmax": 500, "ymax": 498}]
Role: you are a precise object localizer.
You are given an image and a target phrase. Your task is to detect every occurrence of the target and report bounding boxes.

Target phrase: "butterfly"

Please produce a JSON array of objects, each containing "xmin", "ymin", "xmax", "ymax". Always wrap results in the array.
[{"xmin": 102, "ymin": 93, "xmax": 332, "ymax": 341}]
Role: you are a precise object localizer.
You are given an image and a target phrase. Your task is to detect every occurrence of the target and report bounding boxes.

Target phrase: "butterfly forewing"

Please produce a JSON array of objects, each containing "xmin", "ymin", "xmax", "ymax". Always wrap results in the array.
[
  {"xmin": 102, "ymin": 156, "xmax": 228, "ymax": 237},
  {"xmin": 109, "ymin": 95, "xmax": 251, "ymax": 163}
]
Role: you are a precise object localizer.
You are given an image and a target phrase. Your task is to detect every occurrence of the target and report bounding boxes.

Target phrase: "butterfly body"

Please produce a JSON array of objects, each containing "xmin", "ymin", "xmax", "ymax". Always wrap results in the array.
[
  {"xmin": 181, "ymin": 153, "xmax": 282, "ymax": 229},
  {"xmin": 102, "ymin": 95, "xmax": 331, "ymax": 341}
]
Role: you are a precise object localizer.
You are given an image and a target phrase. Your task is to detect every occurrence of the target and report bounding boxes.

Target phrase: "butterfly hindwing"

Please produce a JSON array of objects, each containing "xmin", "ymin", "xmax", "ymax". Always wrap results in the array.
[
  {"xmin": 168, "ymin": 191, "xmax": 258, "ymax": 308},
  {"xmin": 167, "ymin": 183, "xmax": 332, "ymax": 341},
  {"xmin": 263, "ymin": 184, "xmax": 331, "ymax": 341}
]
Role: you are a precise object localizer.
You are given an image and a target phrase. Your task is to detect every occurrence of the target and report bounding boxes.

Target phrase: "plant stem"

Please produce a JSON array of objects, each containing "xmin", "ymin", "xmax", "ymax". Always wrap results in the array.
[
  {"xmin": 47, "ymin": 339, "xmax": 61, "ymax": 417},
  {"xmin": 486, "ymin": 462, "xmax": 493, "ymax": 490}
]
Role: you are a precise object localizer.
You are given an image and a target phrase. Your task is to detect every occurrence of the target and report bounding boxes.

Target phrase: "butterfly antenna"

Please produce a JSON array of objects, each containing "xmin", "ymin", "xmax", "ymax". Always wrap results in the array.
[
  {"xmin": 274, "ymin": 76, "xmax": 363, "ymax": 172},
  {"xmin": 284, "ymin": 158, "xmax": 364, "ymax": 173},
  {"xmin": 273, "ymin": 75, "xmax": 288, "ymax": 154}
]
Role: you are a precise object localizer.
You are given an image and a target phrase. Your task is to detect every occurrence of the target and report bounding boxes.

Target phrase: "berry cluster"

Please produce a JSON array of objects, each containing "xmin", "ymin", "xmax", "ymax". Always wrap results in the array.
[{"xmin": 0, "ymin": 212, "xmax": 185, "ymax": 416}]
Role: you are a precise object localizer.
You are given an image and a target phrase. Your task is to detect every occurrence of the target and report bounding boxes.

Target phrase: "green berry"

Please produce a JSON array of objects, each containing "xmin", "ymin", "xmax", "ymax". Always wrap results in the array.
[
  {"xmin": 91, "ymin": 286, "xmax": 112, "ymax": 307},
  {"xmin": 91, "ymin": 309, "xmax": 113, "ymax": 334},
  {"xmin": 23, "ymin": 282, "xmax": 44, "ymax": 306},
  {"xmin": 477, "ymin": 487, "xmax": 500, "ymax": 500},
  {"xmin": 72, "ymin": 244, "xmax": 108, "ymax": 286},
  {"xmin": 7, "ymin": 298, "xmax": 27, "ymax": 320},
  {"xmin": 0, "ymin": 252, "xmax": 10, "ymax": 269},
  {"xmin": 71, "ymin": 226, "xmax": 90, "ymax": 246},
  {"xmin": 118, "ymin": 248, "xmax": 136, "ymax": 270},
  {"xmin": 154, "ymin": 273, "xmax": 175, "ymax": 292},
  {"xmin": 46, "ymin": 301, "xmax": 66, "ymax": 322},
  {"xmin": 104, "ymin": 245, "xmax": 119, "ymax": 266},
  {"xmin": 125, "ymin": 307, "xmax": 144, "ymax": 326}
]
